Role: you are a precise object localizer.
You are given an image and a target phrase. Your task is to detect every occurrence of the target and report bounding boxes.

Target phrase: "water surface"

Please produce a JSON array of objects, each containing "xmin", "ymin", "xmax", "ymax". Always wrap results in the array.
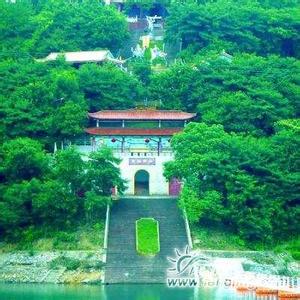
[{"xmin": 0, "ymin": 283, "xmax": 259, "ymax": 300}]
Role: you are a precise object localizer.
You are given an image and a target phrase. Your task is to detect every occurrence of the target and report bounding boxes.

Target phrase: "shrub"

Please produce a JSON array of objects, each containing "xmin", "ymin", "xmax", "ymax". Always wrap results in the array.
[
  {"xmin": 152, "ymin": 57, "xmax": 166, "ymax": 66},
  {"xmin": 64, "ymin": 257, "xmax": 81, "ymax": 270},
  {"xmin": 22, "ymin": 226, "xmax": 42, "ymax": 244},
  {"xmin": 50, "ymin": 256, "xmax": 81, "ymax": 270},
  {"xmin": 53, "ymin": 231, "xmax": 78, "ymax": 249},
  {"xmin": 93, "ymin": 222, "xmax": 104, "ymax": 232},
  {"xmin": 80, "ymin": 260, "xmax": 105, "ymax": 271},
  {"xmin": 55, "ymin": 232, "xmax": 76, "ymax": 243},
  {"xmin": 291, "ymin": 251, "xmax": 300, "ymax": 261}
]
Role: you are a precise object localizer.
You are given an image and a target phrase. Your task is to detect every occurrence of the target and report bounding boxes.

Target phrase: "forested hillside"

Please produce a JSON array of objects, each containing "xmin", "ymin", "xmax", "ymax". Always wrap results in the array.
[{"xmin": 0, "ymin": 0, "xmax": 299, "ymax": 254}]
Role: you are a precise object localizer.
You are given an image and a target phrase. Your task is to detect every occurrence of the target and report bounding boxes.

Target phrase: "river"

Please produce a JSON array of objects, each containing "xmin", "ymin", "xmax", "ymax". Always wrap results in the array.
[{"xmin": 0, "ymin": 283, "xmax": 261, "ymax": 300}]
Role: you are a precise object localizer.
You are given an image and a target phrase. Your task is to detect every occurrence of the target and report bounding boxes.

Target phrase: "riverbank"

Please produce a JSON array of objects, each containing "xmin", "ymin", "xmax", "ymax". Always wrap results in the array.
[
  {"xmin": 190, "ymin": 226, "xmax": 299, "ymax": 278},
  {"xmin": 0, "ymin": 251, "xmax": 105, "ymax": 284},
  {"xmin": 0, "ymin": 222, "xmax": 104, "ymax": 252},
  {"xmin": 0, "ymin": 249, "xmax": 298, "ymax": 287},
  {"xmin": 191, "ymin": 224, "xmax": 300, "ymax": 261}
]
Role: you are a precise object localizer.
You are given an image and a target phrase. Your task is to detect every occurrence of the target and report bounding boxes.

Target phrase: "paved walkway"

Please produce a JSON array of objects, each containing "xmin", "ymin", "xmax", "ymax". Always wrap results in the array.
[{"xmin": 104, "ymin": 197, "xmax": 188, "ymax": 283}]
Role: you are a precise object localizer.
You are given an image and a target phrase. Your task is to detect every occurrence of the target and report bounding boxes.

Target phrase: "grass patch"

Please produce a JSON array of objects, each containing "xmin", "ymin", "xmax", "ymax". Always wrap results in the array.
[
  {"xmin": 191, "ymin": 224, "xmax": 249, "ymax": 251},
  {"xmin": 50, "ymin": 256, "xmax": 81, "ymax": 271},
  {"xmin": 49, "ymin": 255, "xmax": 105, "ymax": 271},
  {"xmin": 136, "ymin": 218, "xmax": 160, "ymax": 256},
  {"xmin": 274, "ymin": 238, "xmax": 300, "ymax": 261},
  {"xmin": 0, "ymin": 221, "xmax": 105, "ymax": 252},
  {"xmin": 191, "ymin": 224, "xmax": 300, "ymax": 260}
]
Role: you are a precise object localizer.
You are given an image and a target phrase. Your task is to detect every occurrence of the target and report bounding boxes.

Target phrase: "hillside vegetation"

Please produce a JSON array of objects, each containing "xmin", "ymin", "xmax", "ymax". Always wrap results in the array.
[{"xmin": 0, "ymin": 0, "xmax": 299, "ymax": 254}]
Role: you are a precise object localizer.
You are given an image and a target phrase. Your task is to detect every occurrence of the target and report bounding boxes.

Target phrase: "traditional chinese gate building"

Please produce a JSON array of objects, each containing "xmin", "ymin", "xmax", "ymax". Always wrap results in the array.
[{"xmin": 79, "ymin": 109, "xmax": 196, "ymax": 196}]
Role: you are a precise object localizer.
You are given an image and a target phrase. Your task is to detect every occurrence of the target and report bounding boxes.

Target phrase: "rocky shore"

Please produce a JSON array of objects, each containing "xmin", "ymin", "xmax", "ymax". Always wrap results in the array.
[
  {"xmin": 0, "ymin": 249, "xmax": 298, "ymax": 286},
  {"xmin": 194, "ymin": 249, "xmax": 300, "ymax": 277},
  {"xmin": 0, "ymin": 251, "xmax": 105, "ymax": 284}
]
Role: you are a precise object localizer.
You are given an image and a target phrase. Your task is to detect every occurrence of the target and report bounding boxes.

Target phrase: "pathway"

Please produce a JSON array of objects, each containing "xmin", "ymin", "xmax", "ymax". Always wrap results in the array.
[{"xmin": 104, "ymin": 197, "xmax": 188, "ymax": 284}]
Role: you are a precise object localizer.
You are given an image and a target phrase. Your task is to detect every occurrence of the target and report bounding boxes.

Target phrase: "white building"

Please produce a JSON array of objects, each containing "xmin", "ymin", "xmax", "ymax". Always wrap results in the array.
[
  {"xmin": 37, "ymin": 50, "xmax": 125, "ymax": 65},
  {"xmin": 78, "ymin": 109, "xmax": 196, "ymax": 196}
]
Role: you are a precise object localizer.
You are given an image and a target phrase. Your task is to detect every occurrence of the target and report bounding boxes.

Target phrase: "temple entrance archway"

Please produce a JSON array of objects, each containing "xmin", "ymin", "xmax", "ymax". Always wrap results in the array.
[{"xmin": 134, "ymin": 170, "xmax": 150, "ymax": 195}]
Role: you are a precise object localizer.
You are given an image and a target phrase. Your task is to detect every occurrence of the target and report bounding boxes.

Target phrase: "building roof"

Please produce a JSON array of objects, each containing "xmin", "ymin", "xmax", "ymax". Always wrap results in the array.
[
  {"xmin": 85, "ymin": 127, "xmax": 182, "ymax": 136},
  {"xmin": 37, "ymin": 50, "xmax": 124, "ymax": 64},
  {"xmin": 88, "ymin": 110, "xmax": 196, "ymax": 121}
]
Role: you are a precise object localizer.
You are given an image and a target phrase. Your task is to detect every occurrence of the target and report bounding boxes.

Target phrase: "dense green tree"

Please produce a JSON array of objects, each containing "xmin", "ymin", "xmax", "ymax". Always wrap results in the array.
[
  {"xmin": 78, "ymin": 63, "xmax": 144, "ymax": 111},
  {"xmin": 0, "ymin": 57, "xmax": 52, "ymax": 96},
  {"xmin": 31, "ymin": 179, "xmax": 78, "ymax": 226},
  {"xmin": 149, "ymin": 64, "xmax": 200, "ymax": 110},
  {"xmin": 52, "ymin": 147, "xmax": 85, "ymax": 195},
  {"xmin": 0, "ymin": 0, "xmax": 299, "ymax": 250},
  {"xmin": 0, "ymin": 0, "xmax": 35, "ymax": 57},
  {"xmin": 0, "ymin": 96, "xmax": 47, "ymax": 138},
  {"xmin": 0, "ymin": 180, "xmax": 38, "ymax": 232},
  {"xmin": 1, "ymin": 138, "xmax": 49, "ymax": 182},
  {"xmin": 84, "ymin": 191, "xmax": 111, "ymax": 222},
  {"xmin": 30, "ymin": 0, "xmax": 129, "ymax": 56},
  {"xmin": 165, "ymin": 122, "xmax": 299, "ymax": 242},
  {"xmin": 258, "ymin": 0, "xmax": 299, "ymax": 9},
  {"xmin": 84, "ymin": 147, "xmax": 126, "ymax": 196},
  {"xmin": 129, "ymin": 58, "xmax": 152, "ymax": 85},
  {"xmin": 0, "ymin": 143, "xmax": 125, "ymax": 234},
  {"xmin": 269, "ymin": 119, "xmax": 300, "ymax": 237},
  {"xmin": 0, "ymin": 0, "xmax": 129, "ymax": 57},
  {"xmin": 46, "ymin": 101, "xmax": 87, "ymax": 142},
  {"xmin": 165, "ymin": 0, "xmax": 300, "ymax": 57},
  {"xmin": 150, "ymin": 54, "xmax": 298, "ymax": 135},
  {"xmin": 200, "ymin": 91, "xmax": 291, "ymax": 135},
  {"xmin": 0, "ymin": 58, "xmax": 88, "ymax": 142},
  {"xmin": 51, "ymin": 69, "xmax": 82, "ymax": 103}
]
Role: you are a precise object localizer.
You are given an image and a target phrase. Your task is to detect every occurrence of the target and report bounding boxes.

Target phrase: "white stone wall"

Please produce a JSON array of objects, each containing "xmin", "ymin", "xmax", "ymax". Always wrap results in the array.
[
  {"xmin": 77, "ymin": 145, "xmax": 173, "ymax": 195},
  {"xmin": 116, "ymin": 152, "xmax": 173, "ymax": 195}
]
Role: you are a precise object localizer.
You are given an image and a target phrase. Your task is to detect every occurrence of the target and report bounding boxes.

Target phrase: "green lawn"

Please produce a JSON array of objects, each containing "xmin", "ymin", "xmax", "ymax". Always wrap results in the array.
[
  {"xmin": 136, "ymin": 218, "xmax": 160, "ymax": 256},
  {"xmin": 191, "ymin": 224, "xmax": 249, "ymax": 251}
]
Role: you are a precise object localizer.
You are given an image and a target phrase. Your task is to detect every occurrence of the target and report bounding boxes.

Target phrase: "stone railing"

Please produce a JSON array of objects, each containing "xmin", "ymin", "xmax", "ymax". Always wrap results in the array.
[{"xmin": 75, "ymin": 145, "xmax": 173, "ymax": 158}]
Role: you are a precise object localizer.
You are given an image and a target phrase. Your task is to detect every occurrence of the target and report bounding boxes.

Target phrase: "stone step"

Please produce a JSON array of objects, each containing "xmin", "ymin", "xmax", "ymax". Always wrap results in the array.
[
  {"xmin": 107, "ymin": 238, "xmax": 187, "ymax": 244},
  {"xmin": 105, "ymin": 198, "xmax": 188, "ymax": 284}
]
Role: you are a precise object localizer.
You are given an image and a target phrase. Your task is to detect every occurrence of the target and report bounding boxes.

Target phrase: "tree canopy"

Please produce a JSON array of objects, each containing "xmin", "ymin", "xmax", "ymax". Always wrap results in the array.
[
  {"xmin": 165, "ymin": 0, "xmax": 300, "ymax": 58},
  {"xmin": 165, "ymin": 122, "xmax": 300, "ymax": 242},
  {"xmin": 0, "ymin": 0, "xmax": 299, "ymax": 250},
  {"xmin": 0, "ymin": 141, "xmax": 125, "ymax": 235},
  {"xmin": 0, "ymin": 0, "xmax": 129, "ymax": 58},
  {"xmin": 149, "ymin": 53, "xmax": 299, "ymax": 136}
]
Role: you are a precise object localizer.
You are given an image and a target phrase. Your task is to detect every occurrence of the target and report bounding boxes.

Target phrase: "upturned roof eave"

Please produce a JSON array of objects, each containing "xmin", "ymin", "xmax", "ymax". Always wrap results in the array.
[
  {"xmin": 87, "ymin": 110, "xmax": 196, "ymax": 121},
  {"xmin": 84, "ymin": 127, "xmax": 183, "ymax": 136}
]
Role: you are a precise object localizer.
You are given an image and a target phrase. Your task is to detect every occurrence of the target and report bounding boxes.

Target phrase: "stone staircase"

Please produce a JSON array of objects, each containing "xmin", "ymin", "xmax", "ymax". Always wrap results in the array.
[{"xmin": 104, "ymin": 197, "xmax": 188, "ymax": 284}]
